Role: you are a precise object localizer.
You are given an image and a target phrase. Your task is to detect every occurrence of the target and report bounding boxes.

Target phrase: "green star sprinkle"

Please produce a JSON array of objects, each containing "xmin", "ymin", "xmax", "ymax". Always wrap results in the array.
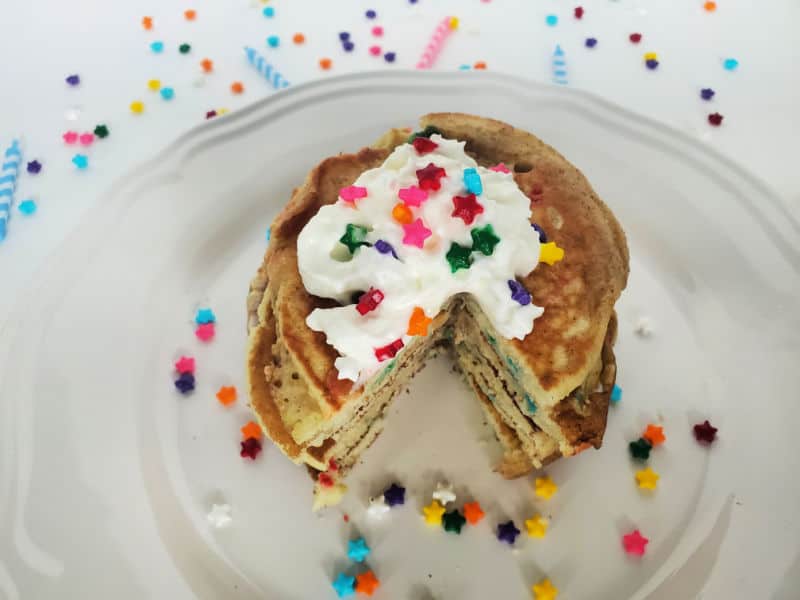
[
  {"xmin": 442, "ymin": 510, "xmax": 466, "ymax": 534},
  {"xmin": 179, "ymin": 43, "xmax": 192, "ymax": 54},
  {"xmin": 407, "ymin": 125, "xmax": 442, "ymax": 143},
  {"xmin": 93, "ymin": 124, "xmax": 109, "ymax": 138},
  {"xmin": 339, "ymin": 224, "xmax": 370, "ymax": 255},
  {"xmin": 470, "ymin": 224, "xmax": 500, "ymax": 256},
  {"xmin": 446, "ymin": 242, "xmax": 473, "ymax": 273},
  {"xmin": 629, "ymin": 438, "xmax": 653, "ymax": 461}
]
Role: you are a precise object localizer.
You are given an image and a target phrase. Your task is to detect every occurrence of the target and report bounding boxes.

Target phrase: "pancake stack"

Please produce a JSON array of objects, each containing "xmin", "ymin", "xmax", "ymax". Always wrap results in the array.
[{"xmin": 246, "ymin": 113, "xmax": 628, "ymax": 508}]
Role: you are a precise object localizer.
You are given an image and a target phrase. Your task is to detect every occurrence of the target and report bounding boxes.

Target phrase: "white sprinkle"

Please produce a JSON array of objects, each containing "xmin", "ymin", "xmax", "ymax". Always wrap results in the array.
[
  {"xmin": 207, "ymin": 503, "xmax": 232, "ymax": 528},
  {"xmin": 634, "ymin": 317, "xmax": 653, "ymax": 337},
  {"xmin": 366, "ymin": 495, "xmax": 390, "ymax": 519},
  {"xmin": 432, "ymin": 482, "xmax": 456, "ymax": 505},
  {"xmin": 64, "ymin": 106, "xmax": 82, "ymax": 121}
]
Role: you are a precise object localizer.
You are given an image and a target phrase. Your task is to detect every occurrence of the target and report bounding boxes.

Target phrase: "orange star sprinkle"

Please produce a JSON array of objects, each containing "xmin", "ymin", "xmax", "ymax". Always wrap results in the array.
[
  {"xmin": 319, "ymin": 57, "xmax": 332, "ymax": 70},
  {"xmin": 293, "ymin": 33, "xmax": 306, "ymax": 44},
  {"xmin": 231, "ymin": 81, "xmax": 245, "ymax": 94},
  {"xmin": 355, "ymin": 571, "xmax": 380, "ymax": 596},
  {"xmin": 463, "ymin": 501, "xmax": 485, "ymax": 525},
  {"xmin": 474, "ymin": 61, "xmax": 487, "ymax": 70},
  {"xmin": 142, "ymin": 16, "xmax": 153, "ymax": 30},
  {"xmin": 407, "ymin": 307, "xmax": 433, "ymax": 337},
  {"xmin": 216, "ymin": 386, "xmax": 237, "ymax": 406},
  {"xmin": 643, "ymin": 424, "xmax": 666, "ymax": 446},
  {"xmin": 200, "ymin": 58, "xmax": 214, "ymax": 73},
  {"xmin": 703, "ymin": 1, "xmax": 716, "ymax": 11},
  {"xmin": 241, "ymin": 421, "xmax": 262, "ymax": 440},
  {"xmin": 392, "ymin": 202, "xmax": 413, "ymax": 224},
  {"xmin": 184, "ymin": 9, "xmax": 197, "ymax": 20}
]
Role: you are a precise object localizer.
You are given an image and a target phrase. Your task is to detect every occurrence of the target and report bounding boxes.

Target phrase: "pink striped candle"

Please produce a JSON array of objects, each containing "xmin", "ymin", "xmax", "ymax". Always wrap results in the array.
[{"xmin": 416, "ymin": 17, "xmax": 458, "ymax": 70}]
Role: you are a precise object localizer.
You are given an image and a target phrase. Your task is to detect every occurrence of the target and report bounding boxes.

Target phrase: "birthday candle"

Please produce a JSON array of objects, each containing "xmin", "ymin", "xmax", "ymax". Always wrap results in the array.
[
  {"xmin": 552, "ymin": 45, "xmax": 568, "ymax": 85},
  {"xmin": 0, "ymin": 138, "xmax": 22, "ymax": 242},
  {"xmin": 416, "ymin": 17, "xmax": 457, "ymax": 70},
  {"xmin": 244, "ymin": 47, "xmax": 290, "ymax": 90}
]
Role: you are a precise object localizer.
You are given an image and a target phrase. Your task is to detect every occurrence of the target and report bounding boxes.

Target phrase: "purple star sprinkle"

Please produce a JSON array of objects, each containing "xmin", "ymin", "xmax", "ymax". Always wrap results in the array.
[
  {"xmin": 585, "ymin": 37, "xmax": 597, "ymax": 48},
  {"xmin": 339, "ymin": 31, "xmax": 350, "ymax": 41},
  {"xmin": 365, "ymin": 9, "xmax": 377, "ymax": 19},
  {"xmin": 174, "ymin": 372, "xmax": 195, "ymax": 394},
  {"xmin": 383, "ymin": 483, "xmax": 405, "ymax": 507},
  {"xmin": 26, "ymin": 160, "xmax": 42, "ymax": 175},
  {"xmin": 531, "ymin": 223, "xmax": 547, "ymax": 243},
  {"xmin": 646, "ymin": 59, "xmax": 659, "ymax": 70},
  {"xmin": 701, "ymin": 88, "xmax": 715, "ymax": 101},
  {"xmin": 65, "ymin": 74, "xmax": 80, "ymax": 86},
  {"xmin": 508, "ymin": 280, "xmax": 531, "ymax": 306},
  {"xmin": 343, "ymin": 41, "xmax": 355, "ymax": 52},
  {"xmin": 384, "ymin": 52, "xmax": 396, "ymax": 63},
  {"xmin": 374, "ymin": 239, "xmax": 398, "ymax": 258},
  {"xmin": 497, "ymin": 520, "xmax": 520, "ymax": 545}
]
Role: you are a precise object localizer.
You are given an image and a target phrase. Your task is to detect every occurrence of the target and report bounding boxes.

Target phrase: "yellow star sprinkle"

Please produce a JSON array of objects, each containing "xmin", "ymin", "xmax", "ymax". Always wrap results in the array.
[
  {"xmin": 538, "ymin": 242, "xmax": 564, "ymax": 266},
  {"xmin": 130, "ymin": 101, "xmax": 144, "ymax": 114},
  {"xmin": 217, "ymin": 108, "xmax": 230, "ymax": 115},
  {"xmin": 532, "ymin": 577, "xmax": 559, "ymax": 600},
  {"xmin": 525, "ymin": 514, "xmax": 549, "ymax": 538},
  {"xmin": 422, "ymin": 500, "xmax": 446, "ymax": 526},
  {"xmin": 448, "ymin": 17, "xmax": 459, "ymax": 30},
  {"xmin": 644, "ymin": 52, "xmax": 658, "ymax": 60},
  {"xmin": 534, "ymin": 475, "xmax": 558, "ymax": 499},
  {"xmin": 147, "ymin": 79, "xmax": 161, "ymax": 91},
  {"xmin": 636, "ymin": 467, "xmax": 660, "ymax": 490}
]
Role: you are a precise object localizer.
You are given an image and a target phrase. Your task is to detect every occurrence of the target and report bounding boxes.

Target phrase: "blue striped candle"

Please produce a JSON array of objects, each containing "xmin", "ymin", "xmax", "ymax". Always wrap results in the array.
[
  {"xmin": 0, "ymin": 139, "xmax": 22, "ymax": 242},
  {"xmin": 244, "ymin": 46, "xmax": 290, "ymax": 90},
  {"xmin": 552, "ymin": 45, "xmax": 568, "ymax": 85}
]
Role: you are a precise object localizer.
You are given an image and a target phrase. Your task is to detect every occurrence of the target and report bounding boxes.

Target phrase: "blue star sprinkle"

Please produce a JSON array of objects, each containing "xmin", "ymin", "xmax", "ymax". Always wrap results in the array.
[
  {"xmin": 332, "ymin": 573, "xmax": 355, "ymax": 598},
  {"xmin": 195, "ymin": 308, "xmax": 216, "ymax": 324},
  {"xmin": 610, "ymin": 384, "xmax": 622, "ymax": 404},
  {"xmin": 497, "ymin": 520, "xmax": 521, "ymax": 545},
  {"xmin": 347, "ymin": 538, "xmax": 371, "ymax": 563},
  {"xmin": 72, "ymin": 154, "xmax": 89, "ymax": 170},
  {"xmin": 174, "ymin": 372, "xmax": 195, "ymax": 394}
]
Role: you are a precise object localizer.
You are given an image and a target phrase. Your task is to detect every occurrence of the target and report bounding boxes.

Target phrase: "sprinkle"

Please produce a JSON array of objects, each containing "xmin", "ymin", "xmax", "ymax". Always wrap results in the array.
[
  {"xmin": 384, "ymin": 52, "xmax": 397, "ymax": 63},
  {"xmin": 525, "ymin": 514, "xmax": 548, "ymax": 538},
  {"xmin": 18, "ymin": 199, "xmax": 36, "ymax": 215},
  {"xmin": 497, "ymin": 520, "xmax": 521, "ymax": 545},
  {"xmin": 398, "ymin": 185, "xmax": 429, "ymax": 207},
  {"xmin": 416, "ymin": 163, "xmax": 447, "ymax": 191},
  {"xmin": 646, "ymin": 59, "xmax": 659, "ymax": 70},
  {"xmin": 531, "ymin": 223, "xmax": 548, "ymax": 242},
  {"xmin": 262, "ymin": 6, "xmax": 274, "ymax": 17},
  {"xmin": 539, "ymin": 242, "xmax": 565, "ymax": 265},
  {"xmin": 534, "ymin": 476, "xmax": 558, "ymax": 499},
  {"xmin": 63, "ymin": 131, "xmax": 78, "ymax": 144},
  {"xmin": 365, "ymin": 9, "xmax": 377, "ymax": 19},
  {"xmin": 130, "ymin": 101, "xmax": 145, "ymax": 114},
  {"xmin": 369, "ymin": 45, "xmax": 381, "ymax": 56},
  {"xmin": 374, "ymin": 239, "xmax": 398, "ymax": 258},
  {"xmin": 201, "ymin": 58, "xmax": 214, "ymax": 72},
  {"xmin": 93, "ymin": 124, "xmax": 109, "ymax": 139},
  {"xmin": 328, "ymin": 458, "xmax": 339, "ymax": 472},
  {"xmin": 216, "ymin": 386, "xmax": 237, "ymax": 406},
  {"xmin": 629, "ymin": 438, "xmax": 652, "ymax": 460},
  {"xmin": 458, "ymin": 64, "xmax": 471, "ymax": 70},
  {"xmin": 708, "ymin": 112, "xmax": 724, "ymax": 126},
  {"xmin": 179, "ymin": 43, "xmax": 191, "ymax": 54},
  {"xmin": 332, "ymin": 573, "xmax": 356, "ymax": 598},
  {"xmin": 701, "ymin": 87, "xmax": 715, "ymax": 100},
  {"xmin": 72, "ymin": 154, "xmax": 89, "ymax": 170},
  {"xmin": 470, "ymin": 224, "xmax": 500, "ymax": 256},
  {"xmin": 585, "ymin": 37, "xmax": 597, "ymax": 48},
  {"xmin": 407, "ymin": 307, "xmax": 433, "ymax": 336},
  {"xmin": 392, "ymin": 203, "xmax": 413, "ymax": 224},
  {"xmin": 574, "ymin": 6, "xmax": 584, "ymax": 18},
  {"xmin": 207, "ymin": 503, "xmax": 232, "ymax": 528},
  {"xmin": 629, "ymin": 33, "xmax": 642, "ymax": 43},
  {"xmin": 402, "ymin": 218, "xmax": 432, "ymax": 248},
  {"xmin": 240, "ymin": 437, "xmax": 262, "ymax": 459},
  {"xmin": 355, "ymin": 571, "xmax": 380, "ymax": 596},
  {"xmin": 230, "ymin": 82, "xmax": 244, "ymax": 95},
  {"xmin": 206, "ymin": 110, "xmax": 217, "ymax": 119},
  {"xmin": 412, "ymin": 137, "xmax": 438, "ymax": 155},
  {"xmin": 644, "ymin": 52, "xmax": 658, "ymax": 60},
  {"xmin": 265, "ymin": 226, "xmax": 271, "ymax": 242},
  {"xmin": 26, "ymin": 160, "xmax": 42, "ymax": 174},
  {"xmin": 416, "ymin": 16, "xmax": 457, "ymax": 69},
  {"xmin": 371, "ymin": 26, "xmax": 383, "ymax": 37},
  {"xmin": 339, "ymin": 223, "xmax": 370, "ymax": 254},
  {"xmin": 142, "ymin": 16, "xmax": 153, "ymax": 30},
  {"xmin": 442, "ymin": 510, "xmax": 466, "ymax": 534},
  {"xmin": 174, "ymin": 372, "xmax": 195, "ymax": 394},
  {"xmin": 490, "ymin": 163, "xmax": 511, "ymax": 173},
  {"xmin": 463, "ymin": 167, "xmax": 483, "ymax": 195},
  {"xmin": 723, "ymin": 58, "xmax": 738, "ymax": 71},
  {"xmin": 195, "ymin": 322, "xmax": 215, "ymax": 341},
  {"xmin": 318, "ymin": 472, "xmax": 334, "ymax": 488},
  {"xmin": 610, "ymin": 384, "xmax": 622, "ymax": 403},
  {"xmin": 463, "ymin": 501, "xmax": 485, "ymax": 525},
  {"xmin": 65, "ymin": 74, "xmax": 80, "ymax": 86},
  {"xmin": 319, "ymin": 58, "xmax": 332, "ymax": 70},
  {"xmin": 532, "ymin": 578, "xmax": 559, "ymax": 600},
  {"xmin": 174, "ymin": 356, "xmax": 195, "ymax": 373},
  {"xmin": 693, "ymin": 420, "xmax": 718, "ymax": 444},
  {"xmin": 339, "ymin": 32, "xmax": 350, "ymax": 41},
  {"xmin": 451, "ymin": 193, "xmax": 484, "ymax": 225},
  {"xmin": 473, "ymin": 61, "xmax": 487, "ymax": 70},
  {"xmin": 634, "ymin": 317, "xmax": 652, "ymax": 336},
  {"xmin": 375, "ymin": 339, "xmax": 404, "ymax": 362},
  {"xmin": 347, "ymin": 537, "xmax": 371, "ymax": 563},
  {"xmin": 356, "ymin": 288, "xmax": 385, "ymax": 315},
  {"xmin": 622, "ymin": 529, "xmax": 649, "ymax": 556},
  {"xmin": 508, "ymin": 280, "xmax": 531, "ymax": 306},
  {"xmin": 432, "ymin": 482, "xmax": 456, "ymax": 505},
  {"xmin": 407, "ymin": 126, "xmax": 442, "ymax": 142},
  {"xmin": 150, "ymin": 41, "xmax": 164, "ymax": 53},
  {"xmin": 343, "ymin": 41, "xmax": 355, "ymax": 52},
  {"xmin": 423, "ymin": 499, "xmax": 446, "ymax": 525},
  {"xmin": 383, "ymin": 482, "xmax": 405, "ymax": 506},
  {"xmin": 195, "ymin": 308, "xmax": 216, "ymax": 324},
  {"xmin": 184, "ymin": 9, "xmax": 196, "ymax": 20},
  {"xmin": 367, "ymin": 495, "xmax": 390, "ymax": 518},
  {"xmin": 643, "ymin": 424, "xmax": 665, "ymax": 446},
  {"xmin": 545, "ymin": 14, "xmax": 558, "ymax": 26},
  {"xmin": 445, "ymin": 242, "xmax": 473, "ymax": 273},
  {"xmin": 526, "ymin": 395, "xmax": 537, "ymax": 414},
  {"xmin": 704, "ymin": 1, "xmax": 717, "ymax": 11},
  {"xmin": 267, "ymin": 35, "xmax": 280, "ymax": 48},
  {"xmin": 147, "ymin": 78, "xmax": 162, "ymax": 92},
  {"xmin": 636, "ymin": 467, "xmax": 660, "ymax": 490},
  {"xmin": 241, "ymin": 421, "xmax": 261, "ymax": 439},
  {"xmin": 292, "ymin": 33, "xmax": 305, "ymax": 44}
]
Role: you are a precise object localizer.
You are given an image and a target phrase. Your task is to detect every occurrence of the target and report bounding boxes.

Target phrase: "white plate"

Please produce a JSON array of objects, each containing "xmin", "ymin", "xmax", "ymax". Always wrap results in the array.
[{"xmin": 1, "ymin": 72, "xmax": 798, "ymax": 600}]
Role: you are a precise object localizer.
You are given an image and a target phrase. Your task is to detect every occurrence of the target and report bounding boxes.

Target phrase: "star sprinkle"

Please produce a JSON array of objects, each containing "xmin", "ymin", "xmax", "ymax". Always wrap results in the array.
[
  {"xmin": 130, "ymin": 101, "xmax": 144, "ymax": 114},
  {"xmin": 240, "ymin": 437, "xmax": 262, "ymax": 460},
  {"xmin": 585, "ymin": 37, "xmax": 598, "ymax": 48},
  {"xmin": 347, "ymin": 537, "xmax": 371, "ymax": 563},
  {"xmin": 369, "ymin": 45, "xmax": 381, "ymax": 56},
  {"xmin": 142, "ymin": 16, "xmax": 153, "ymax": 30},
  {"xmin": 693, "ymin": 420, "xmax": 718, "ymax": 444},
  {"xmin": 66, "ymin": 74, "xmax": 80, "ymax": 86},
  {"xmin": 496, "ymin": 520, "xmax": 521, "ymax": 544},
  {"xmin": 432, "ymin": 482, "xmax": 456, "ymax": 505},
  {"xmin": 407, "ymin": 307, "xmax": 433, "ymax": 336},
  {"xmin": 402, "ymin": 218, "xmax": 432, "ymax": 248},
  {"xmin": 94, "ymin": 124, "xmax": 109, "ymax": 138},
  {"xmin": 463, "ymin": 501, "xmax": 485, "ymax": 525},
  {"xmin": 704, "ymin": 1, "xmax": 717, "ymax": 11},
  {"xmin": 384, "ymin": 482, "xmax": 406, "ymax": 506},
  {"xmin": 174, "ymin": 372, "xmax": 195, "ymax": 394},
  {"xmin": 708, "ymin": 113, "xmax": 724, "ymax": 126},
  {"xmin": 63, "ymin": 131, "xmax": 78, "ymax": 144},
  {"xmin": 195, "ymin": 308, "xmax": 216, "ymax": 324},
  {"xmin": 201, "ymin": 58, "xmax": 214, "ymax": 73},
  {"xmin": 367, "ymin": 495, "xmax": 390, "ymax": 518},
  {"xmin": 490, "ymin": 163, "xmax": 511, "ymax": 173},
  {"xmin": 629, "ymin": 33, "xmax": 642, "ymax": 43},
  {"xmin": 635, "ymin": 467, "xmax": 660, "ymax": 490},
  {"xmin": 442, "ymin": 510, "xmax": 467, "ymax": 534},
  {"xmin": 532, "ymin": 578, "xmax": 559, "ymax": 600},
  {"xmin": 319, "ymin": 58, "xmax": 332, "ymax": 70},
  {"xmin": 160, "ymin": 87, "xmax": 175, "ymax": 100},
  {"xmin": 26, "ymin": 160, "xmax": 42, "ymax": 174},
  {"xmin": 384, "ymin": 52, "xmax": 396, "ymax": 63},
  {"xmin": 267, "ymin": 35, "xmax": 280, "ymax": 48},
  {"xmin": 241, "ymin": 421, "xmax": 262, "ymax": 439},
  {"xmin": 723, "ymin": 58, "xmax": 739, "ymax": 71},
  {"xmin": 150, "ymin": 41, "xmax": 164, "ymax": 53},
  {"xmin": 622, "ymin": 529, "xmax": 649, "ymax": 556},
  {"xmin": 340, "ymin": 224, "xmax": 370, "ymax": 254},
  {"xmin": 262, "ymin": 6, "xmax": 274, "ymax": 17},
  {"xmin": 398, "ymin": 185, "xmax": 429, "ymax": 207},
  {"xmin": 355, "ymin": 571, "xmax": 380, "ymax": 596},
  {"xmin": 539, "ymin": 242, "xmax": 565, "ymax": 265},
  {"xmin": 339, "ymin": 185, "xmax": 368, "ymax": 204},
  {"xmin": 407, "ymin": 126, "xmax": 441, "ymax": 142},
  {"xmin": 610, "ymin": 384, "xmax": 622, "ymax": 404},
  {"xmin": 148, "ymin": 79, "xmax": 161, "ymax": 91},
  {"xmin": 18, "ymin": 200, "xmax": 36, "ymax": 215},
  {"xmin": 72, "ymin": 154, "xmax": 89, "ymax": 170},
  {"xmin": 184, "ymin": 9, "xmax": 197, "ymax": 20},
  {"xmin": 451, "ymin": 194, "xmax": 484, "ymax": 225},
  {"xmin": 392, "ymin": 203, "xmax": 413, "ymax": 224},
  {"xmin": 471, "ymin": 224, "xmax": 500, "ymax": 256},
  {"xmin": 534, "ymin": 476, "xmax": 558, "ymax": 499},
  {"xmin": 646, "ymin": 59, "xmax": 659, "ymax": 70},
  {"xmin": 445, "ymin": 242, "xmax": 473, "ymax": 273},
  {"xmin": 643, "ymin": 424, "xmax": 665, "ymax": 446},
  {"xmin": 332, "ymin": 573, "xmax": 356, "ymax": 598},
  {"xmin": 79, "ymin": 133, "xmax": 94, "ymax": 146},
  {"xmin": 216, "ymin": 386, "xmax": 237, "ymax": 406},
  {"xmin": 701, "ymin": 88, "xmax": 715, "ymax": 100},
  {"xmin": 412, "ymin": 137, "xmax": 438, "ymax": 155},
  {"xmin": 174, "ymin": 356, "xmax": 195, "ymax": 373},
  {"xmin": 416, "ymin": 163, "xmax": 446, "ymax": 191},
  {"xmin": 531, "ymin": 223, "xmax": 548, "ymax": 243},
  {"xmin": 195, "ymin": 323, "xmax": 215, "ymax": 341},
  {"xmin": 207, "ymin": 503, "xmax": 232, "ymax": 528},
  {"xmin": 356, "ymin": 288, "xmax": 384, "ymax": 315},
  {"xmin": 463, "ymin": 168, "xmax": 483, "ymax": 195},
  {"xmin": 634, "ymin": 317, "xmax": 652, "ymax": 336},
  {"xmin": 574, "ymin": 6, "xmax": 585, "ymax": 18},
  {"xmin": 545, "ymin": 14, "xmax": 558, "ymax": 26},
  {"xmin": 629, "ymin": 438, "xmax": 652, "ymax": 460},
  {"xmin": 374, "ymin": 239, "xmax": 397, "ymax": 258},
  {"xmin": 375, "ymin": 339, "xmax": 403, "ymax": 361},
  {"xmin": 179, "ymin": 43, "xmax": 192, "ymax": 54},
  {"xmin": 423, "ymin": 500, "xmax": 446, "ymax": 525},
  {"xmin": 525, "ymin": 514, "xmax": 549, "ymax": 538}
]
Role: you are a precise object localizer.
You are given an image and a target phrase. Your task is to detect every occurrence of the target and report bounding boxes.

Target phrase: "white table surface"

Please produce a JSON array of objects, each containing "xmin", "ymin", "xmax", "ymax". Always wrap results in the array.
[{"xmin": 1, "ymin": 0, "xmax": 798, "ymax": 323}]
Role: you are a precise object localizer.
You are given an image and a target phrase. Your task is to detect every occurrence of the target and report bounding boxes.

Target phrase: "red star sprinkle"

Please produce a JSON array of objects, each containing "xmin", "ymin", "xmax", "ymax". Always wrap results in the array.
[
  {"xmin": 708, "ymin": 112, "xmax": 724, "ymax": 126},
  {"xmin": 693, "ymin": 420, "xmax": 718, "ymax": 444},
  {"xmin": 318, "ymin": 472, "xmax": 334, "ymax": 487},
  {"xmin": 451, "ymin": 193, "xmax": 484, "ymax": 225},
  {"xmin": 412, "ymin": 137, "xmax": 438, "ymax": 155},
  {"xmin": 416, "ymin": 163, "xmax": 447, "ymax": 191},
  {"xmin": 622, "ymin": 529, "xmax": 649, "ymax": 556},
  {"xmin": 375, "ymin": 338, "xmax": 404, "ymax": 361},
  {"xmin": 328, "ymin": 458, "xmax": 339, "ymax": 472},
  {"xmin": 574, "ymin": 6, "xmax": 584, "ymax": 19},
  {"xmin": 629, "ymin": 33, "xmax": 642, "ymax": 43},
  {"xmin": 240, "ymin": 437, "xmax": 262, "ymax": 460}
]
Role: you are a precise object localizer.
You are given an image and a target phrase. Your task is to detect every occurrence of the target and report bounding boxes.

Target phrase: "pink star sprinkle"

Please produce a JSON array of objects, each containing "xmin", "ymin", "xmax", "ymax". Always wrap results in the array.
[
  {"xmin": 174, "ymin": 356, "xmax": 195, "ymax": 373},
  {"xmin": 402, "ymin": 218, "xmax": 432, "ymax": 248},
  {"xmin": 369, "ymin": 45, "xmax": 382, "ymax": 56},
  {"xmin": 398, "ymin": 185, "xmax": 429, "ymax": 207},
  {"xmin": 63, "ymin": 131, "xmax": 78, "ymax": 144},
  {"xmin": 195, "ymin": 323, "xmax": 215, "ymax": 342},
  {"xmin": 79, "ymin": 133, "xmax": 95, "ymax": 146},
  {"xmin": 622, "ymin": 529, "xmax": 649, "ymax": 556},
  {"xmin": 490, "ymin": 163, "xmax": 511, "ymax": 173},
  {"xmin": 339, "ymin": 185, "xmax": 368, "ymax": 203}
]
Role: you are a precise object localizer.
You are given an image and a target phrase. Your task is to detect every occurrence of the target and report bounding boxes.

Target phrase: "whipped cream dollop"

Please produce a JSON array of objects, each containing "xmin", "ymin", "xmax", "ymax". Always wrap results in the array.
[{"xmin": 297, "ymin": 134, "xmax": 544, "ymax": 382}]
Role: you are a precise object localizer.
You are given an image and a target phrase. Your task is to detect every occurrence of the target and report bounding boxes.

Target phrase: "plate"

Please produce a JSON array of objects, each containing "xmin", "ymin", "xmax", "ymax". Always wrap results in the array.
[{"xmin": 1, "ymin": 72, "xmax": 798, "ymax": 600}]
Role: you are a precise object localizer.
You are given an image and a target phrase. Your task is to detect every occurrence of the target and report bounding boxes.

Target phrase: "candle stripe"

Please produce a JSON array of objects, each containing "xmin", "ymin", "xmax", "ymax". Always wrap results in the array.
[
  {"xmin": 552, "ymin": 45, "xmax": 568, "ymax": 85},
  {"xmin": 0, "ymin": 139, "xmax": 22, "ymax": 242},
  {"xmin": 416, "ymin": 17, "xmax": 456, "ymax": 69},
  {"xmin": 244, "ymin": 47, "xmax": 290, "ymax": 90}
]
